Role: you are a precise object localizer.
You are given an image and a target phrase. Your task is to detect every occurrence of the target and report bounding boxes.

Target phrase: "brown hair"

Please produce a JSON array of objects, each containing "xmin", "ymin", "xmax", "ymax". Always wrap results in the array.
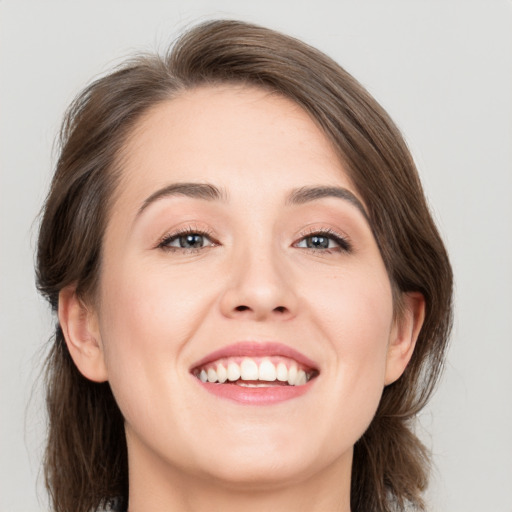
[{"xmin": 36, "ymin": 19, "xmax": 452, "ymax": 512}]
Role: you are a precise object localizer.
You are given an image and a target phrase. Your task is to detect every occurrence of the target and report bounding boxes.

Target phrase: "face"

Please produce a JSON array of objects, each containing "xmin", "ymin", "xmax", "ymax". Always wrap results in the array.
[{"xmin": 87, "ymin": 85, "xmax": 410, "ymax": 489}]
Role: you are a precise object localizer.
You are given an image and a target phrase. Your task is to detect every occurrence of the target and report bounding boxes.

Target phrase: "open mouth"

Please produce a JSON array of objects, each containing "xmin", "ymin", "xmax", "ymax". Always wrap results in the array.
[
  {"xmin": 190, "ymin": 342, "xmax": 319, "ymax": 404},
  {"xmin": 192, "ymin": 356, "xmax": 318, "ymax": 387}
]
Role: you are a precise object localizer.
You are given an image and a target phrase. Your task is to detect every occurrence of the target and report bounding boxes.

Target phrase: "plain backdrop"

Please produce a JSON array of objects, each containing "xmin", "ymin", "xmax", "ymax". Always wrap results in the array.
[{"xmin": 1, "ymin": 1, "xmax": 511, "ymax": 511}]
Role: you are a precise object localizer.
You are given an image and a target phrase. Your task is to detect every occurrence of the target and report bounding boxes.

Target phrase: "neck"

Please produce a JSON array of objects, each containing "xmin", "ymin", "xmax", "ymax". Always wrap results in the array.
[{"xmin": 125, "ymin": 436, "xmax": 352, "ymax": 512}]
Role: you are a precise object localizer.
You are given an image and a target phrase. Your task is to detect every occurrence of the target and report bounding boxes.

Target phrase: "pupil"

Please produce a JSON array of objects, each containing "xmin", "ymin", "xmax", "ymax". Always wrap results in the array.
[
  {"xmin": 307, "ymin": 236, "xmax": 329, "ymax": 249},
  {"xmin": 180, "ymin": 234, "xmax": 203, "ymax": 248}
]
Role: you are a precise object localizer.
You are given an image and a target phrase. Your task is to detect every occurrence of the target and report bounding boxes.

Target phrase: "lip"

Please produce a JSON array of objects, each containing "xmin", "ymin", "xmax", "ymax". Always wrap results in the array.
[
  {"xmin": 196, "ymin": 380, "xmax": 315, "ymax": 405},
  {"xmin": 190, "ymin": 341, "xmax": 319, "ymax": 406},
  {"xmin": 190, "ymin": 341, "xmax": 319, "ymax": 371}
]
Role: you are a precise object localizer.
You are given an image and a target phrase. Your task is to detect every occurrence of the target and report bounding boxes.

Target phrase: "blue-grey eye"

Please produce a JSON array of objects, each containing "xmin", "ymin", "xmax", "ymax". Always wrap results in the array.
[
  {"xmin": 295, "ymin": 231, "xmax": 351, "ymax": 252},
  {"xmin": 306, "ymin": 235, "xmax": 329, "ymax": 249},
  {"xmin": 296, "ymin": 235, "xmax": 339, "ymax": 250},
  {"xmin": 161, "ymin": 232, "xmax": 215, "ymax": 250},
  {"xmin": 178, "ymin": 234, "xmax": 205, "ymax": 248}
]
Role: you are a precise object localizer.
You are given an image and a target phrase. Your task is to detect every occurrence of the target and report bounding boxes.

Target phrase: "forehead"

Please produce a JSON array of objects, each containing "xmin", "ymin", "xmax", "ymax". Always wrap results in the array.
[{"xmin": 115, "ymin": 84, "xmax": 360, "ymax": 209}]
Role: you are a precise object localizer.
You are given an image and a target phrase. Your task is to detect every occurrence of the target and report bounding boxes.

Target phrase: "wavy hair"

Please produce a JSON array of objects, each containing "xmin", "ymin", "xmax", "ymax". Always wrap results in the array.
[{"xmin": 36, "ymin": 19, "xmax": 453, "ymax": 512}]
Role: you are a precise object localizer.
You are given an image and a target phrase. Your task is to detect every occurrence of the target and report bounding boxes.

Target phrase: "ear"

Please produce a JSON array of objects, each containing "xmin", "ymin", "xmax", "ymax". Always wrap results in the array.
[
  {"xmin": 58, "ymin": 285, "xmax": 108, "ymax": 383},
  {"xmin": 384, "ymin": 292, "xmax": 425, "ymax": 386}
]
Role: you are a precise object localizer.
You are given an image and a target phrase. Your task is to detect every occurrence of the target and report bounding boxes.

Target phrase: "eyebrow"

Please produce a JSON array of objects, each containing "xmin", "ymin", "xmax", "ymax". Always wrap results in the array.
[
  {"xmin": 137, "ymin": 182, "xmax": 369, "ymax": 223},
  {"xmin": 286, "ymin": 186, "xmax": 369, "ymax": 221},
  {"xmin": 137, "ymin": 182, "xmax": 227, "ymax": 216}
]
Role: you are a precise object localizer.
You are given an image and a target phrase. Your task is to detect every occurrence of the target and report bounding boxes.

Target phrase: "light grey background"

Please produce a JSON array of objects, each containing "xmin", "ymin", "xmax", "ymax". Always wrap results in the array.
[{"xmin": 1, "ymin": 1, "xmax": 511, "ymax": 511}]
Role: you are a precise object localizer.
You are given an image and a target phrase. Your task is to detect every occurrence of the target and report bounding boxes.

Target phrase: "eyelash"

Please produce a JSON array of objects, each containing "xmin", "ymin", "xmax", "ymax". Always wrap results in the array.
[
  {"xmin": 157, "ymin": 227, "xmax": 217, "ymax": 252},
  {"xmin": 156, "ymin": 226, "xmax": 352, "ymax": 254},
  {"xmin": 294, "ymin": 228, "xmax": 352, "ymax": 254}
]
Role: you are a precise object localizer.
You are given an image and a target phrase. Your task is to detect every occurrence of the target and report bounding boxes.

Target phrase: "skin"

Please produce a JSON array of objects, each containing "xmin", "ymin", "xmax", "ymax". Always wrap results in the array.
[{"xmin": 59, "ymin": 85, "xmax": 424, "ymax": 512}]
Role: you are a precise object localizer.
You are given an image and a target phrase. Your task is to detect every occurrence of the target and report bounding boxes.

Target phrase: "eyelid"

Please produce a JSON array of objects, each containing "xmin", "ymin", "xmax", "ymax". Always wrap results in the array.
[
  {"xmin": 294, "ymin": 226, "xmax": 353, "ymax": 252},
  {"xmin": 154, "ymin": 223, "xmax": 352, "ymax": 253},
  {"xmin": 156, "ymin": 224, "xmax": 217, "ymax": 250}
]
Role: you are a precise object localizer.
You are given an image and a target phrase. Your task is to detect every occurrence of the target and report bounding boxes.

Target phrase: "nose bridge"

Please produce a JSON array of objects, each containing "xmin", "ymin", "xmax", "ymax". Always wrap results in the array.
[{"xmin": 220, "ymin": 230, "xmax": 296, "ymax": 320}]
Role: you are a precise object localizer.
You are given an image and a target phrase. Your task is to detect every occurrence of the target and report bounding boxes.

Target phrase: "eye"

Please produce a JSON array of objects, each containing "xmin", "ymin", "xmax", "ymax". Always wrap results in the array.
[
  {"xmin": 295, "ymin": 230, "xmax": 351, "ymax": 253},
  {"xmin": 158, "ymin": 229, "xmax": 216, "ymax": 251}
]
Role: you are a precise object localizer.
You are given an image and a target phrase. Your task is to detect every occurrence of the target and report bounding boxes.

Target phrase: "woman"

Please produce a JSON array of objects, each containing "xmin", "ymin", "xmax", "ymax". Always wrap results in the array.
[{"xmin": 36, "ymin": 19, "xmax": 452, "ymax": 512}]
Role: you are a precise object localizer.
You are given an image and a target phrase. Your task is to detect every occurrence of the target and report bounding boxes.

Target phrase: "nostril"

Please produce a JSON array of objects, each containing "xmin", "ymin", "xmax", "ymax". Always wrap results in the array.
[
  {"xmin": 235, "ymin": 305, "xmax": 250, "ymax": 312},
  {"xmin": 274, "ymin": 306, "xmax": 286, "ymax": 313}
]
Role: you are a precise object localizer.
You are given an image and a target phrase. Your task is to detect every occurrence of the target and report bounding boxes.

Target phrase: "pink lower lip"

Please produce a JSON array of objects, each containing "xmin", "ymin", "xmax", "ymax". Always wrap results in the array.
[{"xmin": 196, "ymin": 379, "xmax": 315, "ymax": 405}]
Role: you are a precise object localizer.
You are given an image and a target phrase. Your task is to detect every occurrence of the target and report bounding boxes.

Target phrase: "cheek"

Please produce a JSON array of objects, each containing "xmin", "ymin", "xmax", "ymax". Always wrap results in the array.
[
  {"xmin": 95, "ymin": 258, "xmax": 217, "ymax": 416},
  {"xmin": 302, "ymin": 265, "xmax": 393, "ymax": 415},
  {"xmin": 304, "ymin": 262, "xmax": 394, "ymax": 348},
  {"xmin": 99, "ymin": 255, "xmax": 214, "ymax": 343}
]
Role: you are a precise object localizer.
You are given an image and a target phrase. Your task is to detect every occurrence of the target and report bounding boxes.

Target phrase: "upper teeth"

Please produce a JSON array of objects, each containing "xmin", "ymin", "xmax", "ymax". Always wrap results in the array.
[{"xmin": 197, "ymin": 357, "xmax": 310, "ymax": 386}]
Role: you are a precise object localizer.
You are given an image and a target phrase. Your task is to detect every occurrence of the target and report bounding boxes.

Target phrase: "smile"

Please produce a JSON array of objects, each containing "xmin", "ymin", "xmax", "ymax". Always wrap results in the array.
[
  {"xmin": 193, "ymin": 356, "xmax": 317, "ymax": 386},
  {"xmin": 190, "ymin": 342, "xmax": 319, "ymax": 404}
]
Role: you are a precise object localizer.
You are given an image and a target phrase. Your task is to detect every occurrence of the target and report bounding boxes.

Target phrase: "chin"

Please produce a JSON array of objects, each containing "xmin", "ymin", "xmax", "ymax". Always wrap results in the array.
[
  {"xmin": 186, "ymin": 427, "xmax": 343, "ymax": 490},
  {"xmin": 198, "ymin": 451, "xmax": 318, "ymax": 490}
]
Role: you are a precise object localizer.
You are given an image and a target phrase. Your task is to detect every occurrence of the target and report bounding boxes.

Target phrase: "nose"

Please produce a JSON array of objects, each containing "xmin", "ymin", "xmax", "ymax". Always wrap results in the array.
[{"xmin": 219, "ymin": 245, "xmax": 298, "ymax": 322}]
